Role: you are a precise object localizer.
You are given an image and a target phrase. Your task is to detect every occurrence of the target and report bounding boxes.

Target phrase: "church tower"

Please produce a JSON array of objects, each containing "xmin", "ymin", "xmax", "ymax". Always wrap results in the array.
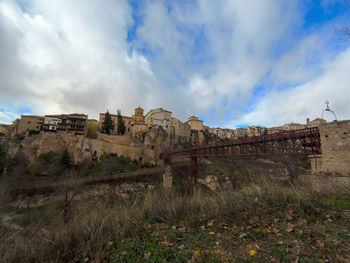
[{"xmin": 134, "ymin": 106, "xmax": 144, "ymax": 123}]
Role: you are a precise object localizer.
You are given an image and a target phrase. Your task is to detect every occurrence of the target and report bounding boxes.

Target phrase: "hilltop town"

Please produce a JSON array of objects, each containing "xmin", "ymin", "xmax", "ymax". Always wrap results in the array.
[{"xmin": 0, "ymin": 106, "xmax": 326, "ymax": 144}]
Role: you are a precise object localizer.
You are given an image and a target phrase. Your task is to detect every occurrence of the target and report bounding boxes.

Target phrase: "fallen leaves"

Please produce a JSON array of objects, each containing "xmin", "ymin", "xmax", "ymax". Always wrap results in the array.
[
  {"xmin": 207, "ymin": 220, "xmax": 214, "ymax": 227},
  {"xmin": 286, "ymin": 223, "xmax": 295, "ymax": 233}
]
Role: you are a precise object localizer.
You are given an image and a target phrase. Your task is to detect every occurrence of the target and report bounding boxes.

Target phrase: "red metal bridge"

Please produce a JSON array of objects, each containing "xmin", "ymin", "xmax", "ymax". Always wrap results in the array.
[{"xmin": 159, "ymin": 127, "xmax": 321, "ymax": 195}]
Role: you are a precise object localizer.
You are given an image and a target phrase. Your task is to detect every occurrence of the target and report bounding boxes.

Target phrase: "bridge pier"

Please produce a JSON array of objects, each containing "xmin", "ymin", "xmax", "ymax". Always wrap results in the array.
[
  {"xmin": 309, "ymin": 154, "xmax": 322, "ymax": 173},
  {"xmin": 187, "ymin": 157, "xmax": 198, "ymax": 196},
  {"xmin": 162, "ymin": 159, "xmax": 173, "ymax": 190}
]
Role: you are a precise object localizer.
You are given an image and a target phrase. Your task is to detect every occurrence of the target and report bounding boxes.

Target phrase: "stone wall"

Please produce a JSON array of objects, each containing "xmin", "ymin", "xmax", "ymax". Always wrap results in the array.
[{"xmin": 317, "ymin": 120, "xmax": 350, "ymax": 175}]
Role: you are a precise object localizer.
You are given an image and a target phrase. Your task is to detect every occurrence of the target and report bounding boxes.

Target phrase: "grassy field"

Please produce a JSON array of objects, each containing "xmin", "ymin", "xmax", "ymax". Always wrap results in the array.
[{"xmin": 0, "ymin": 167, "xmax": 349, "ymax": 263}]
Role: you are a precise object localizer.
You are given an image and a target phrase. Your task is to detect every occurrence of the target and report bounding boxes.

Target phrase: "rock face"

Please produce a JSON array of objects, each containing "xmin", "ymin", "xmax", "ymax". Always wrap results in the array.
[
  {"xmin": 20, "ymin": 131, "xmax": 156, "ymax": 165},
  {"xmin": 198, "ymin": 175, "xmax": 233, "ymax": 192},
  {"xmin": 11, "ymin": 182, "xmax": 156, "ymax": 209}
]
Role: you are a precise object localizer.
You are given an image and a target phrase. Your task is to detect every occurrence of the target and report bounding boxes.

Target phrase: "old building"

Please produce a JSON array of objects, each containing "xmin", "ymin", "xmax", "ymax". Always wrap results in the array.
[
  {"xmin": 133, "ymin": 107, "xmax": 145, "ymax": 123},
  {"xmin": 144, "ymin": 108, "xmax": 172, "ymax": 130},
  {"xmin": 50, "ymin": 113, "xmax": 88, "ymax": 135},
  {"xmin": 266, "ymin": 126, "xmax": 283, "ymax": 135},
  {"xmin": 307, "ymin": 118, "xmax": 326, "ymax": 127},
  {"xmin": 43, "ymin": 116, "xmax": 62, "ymax": 131},
  {"xmin": 99, "ymin": 112, "xmax": 133, "ymax": 134},
  {"xmin": 246, "ymin": 126, "xmax": 267, "ymax": 137},
  {"xmin": 282, "ymin": 122, "xmax": 306, "ymax": 131},
  {"xmin": 185, "ymin": 116, "xmax": 203, "ymax": 131},
  {"xmin": 131, "ymin": 107, "xmax": 148, "ymax": 135},
  {"xmin": 234, "ymin": 128, "xmax": 247, "ymax": 139},
  {"xmin": 17, "ymin": 115, "xmax": 44, "ymax": 134}
]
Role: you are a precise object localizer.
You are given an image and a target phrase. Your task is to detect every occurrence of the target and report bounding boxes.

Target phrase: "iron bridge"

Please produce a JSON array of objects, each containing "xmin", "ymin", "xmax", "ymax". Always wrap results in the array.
[{"xmin": 159, "ymin": 127, "xmax": 321, "ymax": 195}]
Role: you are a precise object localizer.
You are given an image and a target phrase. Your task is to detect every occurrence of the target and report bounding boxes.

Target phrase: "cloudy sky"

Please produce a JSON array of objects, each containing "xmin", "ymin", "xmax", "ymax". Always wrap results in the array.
[{"xmin": 0, "ymin": 0, "xmax": 349, "ymax": 127}]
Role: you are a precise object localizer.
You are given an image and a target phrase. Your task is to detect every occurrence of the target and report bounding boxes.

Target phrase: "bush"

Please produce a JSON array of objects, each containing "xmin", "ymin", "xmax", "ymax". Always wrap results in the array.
[
  {"xmin": 99, "ymin": 152, "xmax": 118, "ymax": 161},
  {"xmin": 127, "ymin": 161, "xmax": 138, "ymax": 171},
  {"xmin": 28, "ymin": 130, "xmax": 40, "ymax": 136},
  {"xmin": 38, "ymin": 151, "xmax": 55, "ymax": 164},
  {"xmin": 25, "ymin": 162, "xmax": 35, "ymax": 173}
]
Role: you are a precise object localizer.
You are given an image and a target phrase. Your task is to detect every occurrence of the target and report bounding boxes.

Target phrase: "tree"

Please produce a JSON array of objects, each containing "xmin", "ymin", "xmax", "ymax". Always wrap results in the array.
[
  {"xmin": 102, "ymin": 110, "xmax": 114, "ymax": 135},
  {"xmin": 86, "ymin": 123, "xmax": 98, "ymax": 138},
  {"xmin": 117, "ymin": 109, "xmax": 126, "ymax": 135}
]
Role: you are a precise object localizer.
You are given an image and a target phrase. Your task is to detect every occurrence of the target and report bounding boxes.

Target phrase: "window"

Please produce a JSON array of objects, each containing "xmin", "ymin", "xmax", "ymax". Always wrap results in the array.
[{"xmin": 28, "ymin": 121, "xmax": 31, "ymax": 124}]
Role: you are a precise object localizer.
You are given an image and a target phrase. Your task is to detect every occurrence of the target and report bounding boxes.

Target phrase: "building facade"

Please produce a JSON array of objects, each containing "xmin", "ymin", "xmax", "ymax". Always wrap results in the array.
[
  {"xmin": 43, "ymin": 116, "xmax": 62, "ymax": 131},
  {"xmin": 131, "ymin": 107, "xmax": 148, "ymax": 135},
  {"xmin": 185, "ymin": 116, "xmax": 203, "ymax": 131},
  {"xmin": 99, "ymin": 113, "xmax": 133, "ymax": 134},
  {"xmin": 17, "ymin": 115, "xmax": 44, "ymax": 134},
  {"xmin": 144, "ymin": 108, "xmax": 172, "ymax": 130}
]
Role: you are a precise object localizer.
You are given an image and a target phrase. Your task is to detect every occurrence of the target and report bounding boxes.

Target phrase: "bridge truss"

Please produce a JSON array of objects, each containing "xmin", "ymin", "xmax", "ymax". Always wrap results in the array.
[{"xmin": 160, "ymin": 127, "xmax": 321, "ymax": 195}]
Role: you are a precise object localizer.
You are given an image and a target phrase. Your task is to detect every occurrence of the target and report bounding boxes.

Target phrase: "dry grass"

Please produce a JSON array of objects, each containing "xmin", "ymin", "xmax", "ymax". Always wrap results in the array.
[{"xmin": 0, "ymin": 173, "xmax": 349, "ymax": 262}]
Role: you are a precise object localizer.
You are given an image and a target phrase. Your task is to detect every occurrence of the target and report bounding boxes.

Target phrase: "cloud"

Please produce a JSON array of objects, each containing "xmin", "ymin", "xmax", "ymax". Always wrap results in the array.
[
  {"xmin": 0, "ymin": 0, "xmax": 160, "ymax": 120},
  {"xmin": 0, "ymin": 0, "xmax": 349, "ymax": 128},
  {"xmin": 235, "ymin": 46, "xmax": 350, "ymax": 127}
]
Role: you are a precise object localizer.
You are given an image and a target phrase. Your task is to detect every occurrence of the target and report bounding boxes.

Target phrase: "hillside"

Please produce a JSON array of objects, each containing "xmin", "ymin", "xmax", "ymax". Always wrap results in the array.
[{"xmin": 1, "ymin": 154, "xmax": 350, "ymax": 262}]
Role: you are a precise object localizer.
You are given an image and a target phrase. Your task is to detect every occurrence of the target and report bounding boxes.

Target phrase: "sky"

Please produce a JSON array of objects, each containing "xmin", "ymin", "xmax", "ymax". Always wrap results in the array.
[{"xmin": 0, "ymin": 0, "xmax": 349, "ymax": 128}]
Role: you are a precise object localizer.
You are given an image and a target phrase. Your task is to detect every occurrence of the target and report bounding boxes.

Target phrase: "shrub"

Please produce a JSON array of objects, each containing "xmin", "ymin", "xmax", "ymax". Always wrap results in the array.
[
  {"xmin": 28, "ymin": 130, "xmax": 40, "ymax": 136},
  {"xmin": 99, "ymin": 152, "xmax": 118, "ymax": 161},
  {"xmin": 38, "ymin": 151, "xmax": 55, "ymax": 164},
  {"xmin": 127, "ymin": 161, "xmax": 138, "ymax": 171},
  {"xmin": 25, "ymin": 162, "xmax": 35, "ymax": 173}
]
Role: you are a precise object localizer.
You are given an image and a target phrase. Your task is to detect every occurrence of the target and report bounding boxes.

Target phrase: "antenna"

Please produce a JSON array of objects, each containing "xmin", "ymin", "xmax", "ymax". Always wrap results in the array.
[{"xmin": 322, "ymin": 100, "xmax": 337, "ymax": 121}]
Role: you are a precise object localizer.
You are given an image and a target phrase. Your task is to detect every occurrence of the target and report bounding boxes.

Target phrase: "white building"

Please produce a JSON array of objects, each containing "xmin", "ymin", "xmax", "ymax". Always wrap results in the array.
[
  {"xmin": 43, "ymin": 116, "xmax": 62, "ymax": 131},
  {"xmin": 144, "ymin": 108, "xmax": 173, "ymax": 130}
]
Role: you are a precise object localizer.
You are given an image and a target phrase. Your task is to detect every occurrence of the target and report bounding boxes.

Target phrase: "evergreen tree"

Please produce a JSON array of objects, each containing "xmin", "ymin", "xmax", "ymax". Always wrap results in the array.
[
  {"xmin": 117, "ymin": 109, "xmax": 126, "ymax": 135},
  {"xmin": 102, "ymin": 110, "xmax": 114, "ymax": 135}
]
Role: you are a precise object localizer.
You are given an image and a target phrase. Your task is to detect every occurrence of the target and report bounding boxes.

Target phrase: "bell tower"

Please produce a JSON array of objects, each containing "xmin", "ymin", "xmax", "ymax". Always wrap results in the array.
[{"xmin": 134, "ymin": 106, "xmax": 144, "ymax": 123}]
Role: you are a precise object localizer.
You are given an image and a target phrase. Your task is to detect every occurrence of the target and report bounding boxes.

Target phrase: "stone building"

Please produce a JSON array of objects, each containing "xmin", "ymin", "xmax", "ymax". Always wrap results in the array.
[
  {"xmin": 133, "ymin": 107, "xmax": 145, "ymax": 123},
  {"xmin": 233, "ymin": 128, "xmax": 247, "ymax": 139},
  {"xmin": 131, "ymin": 107, "xmax": 148, "ymax": 135},
  {"xmin": 282, "ymin": 122, "xmax": 306, "ymax": 131},
  {"xmin": 307, "ymin": 118, "xmax": 326, "ymax": 127},
  {"xmin": 185, "ymin": 116, "xmax": 203, "ymax": 131},
  {"xmin": 266, "ymin": 126, "xmax": 283, "ymax": 135},
  {"xmin": 99, "ymin": 112, "xmax": 133, "ymax": 134},
  {"xmin": 18, "ymin": 115, "xmax": 44, "ymax": 134}
]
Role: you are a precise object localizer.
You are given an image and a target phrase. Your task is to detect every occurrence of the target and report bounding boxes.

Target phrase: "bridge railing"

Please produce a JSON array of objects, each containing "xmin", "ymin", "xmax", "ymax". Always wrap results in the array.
[{"xmin": 160, "ymin": 127, "xmax": 321, "ymax": 159}]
